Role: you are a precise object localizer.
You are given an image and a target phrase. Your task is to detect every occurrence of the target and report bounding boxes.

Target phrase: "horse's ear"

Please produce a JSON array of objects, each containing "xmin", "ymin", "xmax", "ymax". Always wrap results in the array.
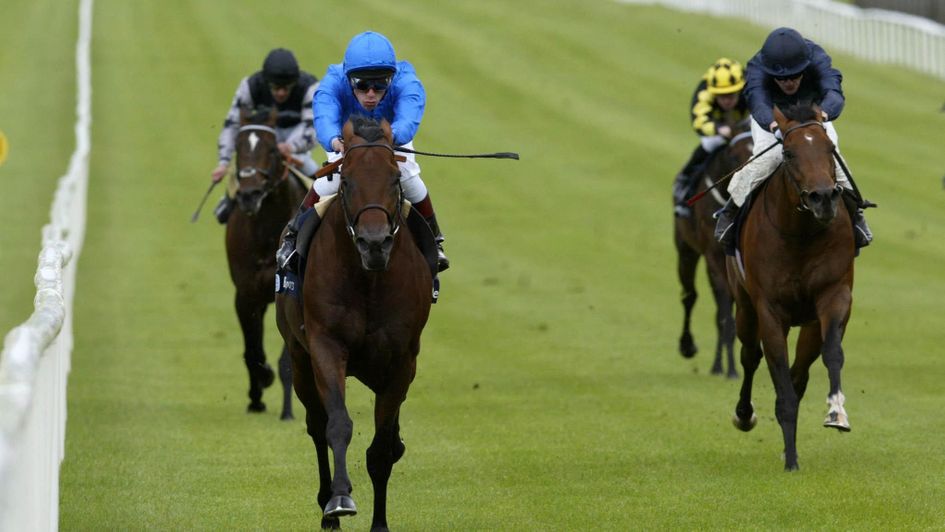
[
  {"xmin": 239, "ymin": 106, "xmax": 250, "ymax": 126},
  {"xmin": 267, "ymin": 106, "xmax": 278, "ymax": 127},
  {"xmin": 380, "ymin": 119, "xmax": 393, "ymax": 144},
  {"xmin": 773, "ymin": 105, "xmax": 789, "ymax": 130},
  {"xmin": 342, "ymin": 119, "xmax": 354, "ymax": 144}
]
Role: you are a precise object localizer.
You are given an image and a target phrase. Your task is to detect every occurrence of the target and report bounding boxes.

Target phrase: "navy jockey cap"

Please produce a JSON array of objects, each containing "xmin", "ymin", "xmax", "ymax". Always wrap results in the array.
[
  {"xmin": 263, "ymin": 48, "xmax": 300, "ymax": 86},
  {"xmin": 760, "ymin": 27, "xmax": 811, "ymax": 78}
]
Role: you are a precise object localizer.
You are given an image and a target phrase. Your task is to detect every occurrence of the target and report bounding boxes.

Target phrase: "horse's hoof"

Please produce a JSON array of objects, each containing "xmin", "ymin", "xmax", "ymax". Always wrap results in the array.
[
  {"xmin": 732, "ymin": 411, "xmax": 757, "ymax": 432},
  {"xmin": 320, "ymin": 515, "xmax": 341, "ymax": 530},
  {"xmin": 726, "ymin": 371, "xmax": 739, "ymax": 380},
  {"xmin": 371, "ymin": 527, "xmax": 390, "ymax": 532},
  {"xmin": 784, "ymin": 462, "xmax": 800, "ymax": 472},
  {"xmin": 823, "ymin": 412, "xmax": 851, "ymax": 432},
  {"xmin": 324, "ymin": 495, "xmax": 357, "ymax": 518},
  {"xmin": 247, "ymin": 401, "xmax": 266, "ymax": 413},
  {"xmin": 280, "ymin": 411, "xmax": 295, "ymax": 421}
]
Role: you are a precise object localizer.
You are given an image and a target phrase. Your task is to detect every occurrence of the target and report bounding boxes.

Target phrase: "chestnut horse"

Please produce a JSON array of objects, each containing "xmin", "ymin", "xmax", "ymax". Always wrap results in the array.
[
  {"xmin": 728, "ymin": 104, "xmax": 856, "ymax": 471},
  {"xmin": 225, "ymin": 107, "xmax": 305, "ymax": 419},
  {"xmin": 275, "ymin": 116, "xmax": 432, "ymax": 530},
  {"xmin": 675, "ymin": 120, "xmax": 752, "ymax": 378}
]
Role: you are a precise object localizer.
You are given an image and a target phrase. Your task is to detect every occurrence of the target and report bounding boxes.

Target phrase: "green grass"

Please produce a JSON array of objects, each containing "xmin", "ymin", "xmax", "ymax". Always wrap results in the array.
[{"xmin": 6, "ymin": 0, "xmax": 939, "ymax": 529}]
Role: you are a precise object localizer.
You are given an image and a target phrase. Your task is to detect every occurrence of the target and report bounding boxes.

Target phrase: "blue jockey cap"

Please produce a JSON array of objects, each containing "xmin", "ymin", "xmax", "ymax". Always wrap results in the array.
[
  {"xmin": 343, "ymin": 31, "xmax": 397, "ymax": 77},
  {"xmin": 760, "ymin": 27, "xmax": 811, "ymax": 78}
]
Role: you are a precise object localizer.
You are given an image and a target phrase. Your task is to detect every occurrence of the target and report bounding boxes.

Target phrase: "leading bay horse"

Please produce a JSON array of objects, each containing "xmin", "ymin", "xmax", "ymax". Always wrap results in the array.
[
  {"xmin": 275, "ymin": 116, "xmax": 432, "ymax": 530},
  {"xmin": 728, "ymin": 103, "xmax": 856, "ymax": 471},
  {"xmin": 675, "ymin": 120, "xmax": 753, "ymax": 378},
  {"xmin": 225, "ymin": 106, "xmax": 305, "ymax": 419}
]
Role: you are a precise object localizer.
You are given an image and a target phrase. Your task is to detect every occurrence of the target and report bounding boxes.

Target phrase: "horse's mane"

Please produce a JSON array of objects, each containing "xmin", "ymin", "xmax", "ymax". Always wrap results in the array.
[
  {"xmin": 350, "ymin": 115, "xmax": 386, "ymax": 143},
  {"xmin": 781, "ymin": 101, "xmax": 819, "ymax": 123}
]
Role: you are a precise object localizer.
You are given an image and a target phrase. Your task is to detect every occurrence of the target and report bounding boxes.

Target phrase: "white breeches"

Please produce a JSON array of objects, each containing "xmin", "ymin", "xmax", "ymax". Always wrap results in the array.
[
  {"xmin": 727, "ymin": 118, "xmax": 851, "ymax": 206},
  {"xmin": 310, "ymin": 140, "xmax": 428, "ymax": 203}
]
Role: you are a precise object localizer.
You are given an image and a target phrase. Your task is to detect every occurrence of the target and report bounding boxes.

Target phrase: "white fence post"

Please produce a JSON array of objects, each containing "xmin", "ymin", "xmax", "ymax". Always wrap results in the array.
[{"xmin": 0, "ymin": 0, "xmax": 92, "ymax": 530}]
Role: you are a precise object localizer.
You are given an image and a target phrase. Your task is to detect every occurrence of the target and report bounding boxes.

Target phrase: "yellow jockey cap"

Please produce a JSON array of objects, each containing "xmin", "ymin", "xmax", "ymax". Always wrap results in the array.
[{"xmin": 705, "ymin": 58, "xmax": 745, "ymax": 95}]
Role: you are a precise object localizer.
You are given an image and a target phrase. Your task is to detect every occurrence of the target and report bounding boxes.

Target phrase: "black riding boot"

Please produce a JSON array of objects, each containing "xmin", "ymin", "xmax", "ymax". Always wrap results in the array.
[
  {"xmin": 673, "ymin": 146, "xmax": 711, "ymax": 218},
  {"xmin": 842, "ymin": 192, "xmax": 873, "ymax": 249},
  {"xmin": 214, "ymin": 195, "xmax": 235, "ymax": 224},
  {"xmin": 426, "ymin": 215, "xmax": 450, "ymax": 272},
  {"xmin": 714, "ymin": 197, "xmax": 738, "ymax": 249},
  {"xmin": 276, "ymin": 206, "xmax": 311, "ymax": 272}
]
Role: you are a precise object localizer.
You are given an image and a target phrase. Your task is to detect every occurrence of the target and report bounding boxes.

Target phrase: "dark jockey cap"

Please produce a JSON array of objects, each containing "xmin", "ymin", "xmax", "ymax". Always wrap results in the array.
[
  {"xmin": 759, "ymin": 27, "xmax": 811, "ymax": 78},
  {"xmin": 262, "ymin": 48, "xmax": 300, "ymax": 86}
]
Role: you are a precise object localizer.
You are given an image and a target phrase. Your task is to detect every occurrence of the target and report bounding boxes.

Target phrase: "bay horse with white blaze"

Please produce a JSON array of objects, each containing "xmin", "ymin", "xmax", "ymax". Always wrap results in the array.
[
  {"xmin": 675, "ymin": 119, "xmax": 752, "ymax": 377},
  {"xmin": 225, "ymin": 106, "xmax": 305, "ymax": 419},
  {"xmin": 276, "ymin": 116, "xmax": 432, "ymax": 531},
  {"xmin": 728, "ymin": 103, "xmax": 856, "ymax": 471}
]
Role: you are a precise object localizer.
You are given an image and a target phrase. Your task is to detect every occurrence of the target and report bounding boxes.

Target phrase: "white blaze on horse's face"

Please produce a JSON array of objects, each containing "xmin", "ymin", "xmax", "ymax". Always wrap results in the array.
[
  {"xmin": 249, "ymin": 132, "xmax": 260, "ymax": 152},
  {"xmin": 803, "ymin": 132, "xmax": 815, "ymax": 145}
]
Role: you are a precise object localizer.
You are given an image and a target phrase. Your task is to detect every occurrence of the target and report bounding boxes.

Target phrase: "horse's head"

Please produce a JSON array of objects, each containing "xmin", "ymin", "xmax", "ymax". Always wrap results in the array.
[
  {"xmin": 234, "ymin": 106, "xmax": 285, "ymax": 216},
  {"xmin": 339, "ymin": 116, "xmax": 403, "ymax": 271},
  {"xmin": 774, "ymin": 103, "xmax": 841, "ymax": 225}
]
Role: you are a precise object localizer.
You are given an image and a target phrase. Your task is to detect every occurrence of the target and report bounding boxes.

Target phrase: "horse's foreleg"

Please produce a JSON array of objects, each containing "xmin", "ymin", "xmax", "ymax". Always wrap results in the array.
[
  {"xmin": 820, "ymin": 295, "xmax": 852, "ymax": 431},
  {"xmin": 235, "ymin": 292, "xmax": 273, "ymax": 412},
  {"xmin": 278, "ymin": 345, "xmax": 294, "ymax": 421},
  {"xmin": 308, "ymin": 335, "xmax": 356, "ymax": 519},
  {"xmin": 290, "ymin": 342, "xmax": 339, "ymax": 529},
  {"xmin": 366, "ymin": 362, "xmax": 415, "ymax": 532},
  {"xmin": 675, "ymin": 234, "xmax": 700, "ymax": 359},
  {"xmin": 732, "ymin": 293, "xmax": 761, "ymax": 431},
  {"xmin": 758, "ymin": 310, "xmax": 799, "ymax": 471},
  {"xmin": 705, "ymin": 251, "xmax": 736, "ymax": 378}
]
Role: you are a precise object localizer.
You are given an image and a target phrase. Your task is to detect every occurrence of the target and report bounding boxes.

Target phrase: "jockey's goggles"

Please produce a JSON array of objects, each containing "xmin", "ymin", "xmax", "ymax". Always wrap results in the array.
[
  {"xmin": 349, "ymin": 76, "xmax": 391, "ymax": 92},
  {"xmin": 773, "ymin": 74, "xmax": 802, "ymax": 82},
  {"xmin": 268, "ymin": 81, "xmax": 296, "ymax": 91}
]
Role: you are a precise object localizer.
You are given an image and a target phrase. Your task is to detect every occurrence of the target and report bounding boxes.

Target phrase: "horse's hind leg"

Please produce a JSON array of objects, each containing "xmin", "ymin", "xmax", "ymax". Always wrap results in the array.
[
  {"xmin": 235, "ymin": 292, "xmax": 274, "ymax": 412},
  {"xmin": 675, "ymin": 233, "xmax": 700, "ymax": 359},
  {"xmin": 278, "ymin": 345, "xmax": 294, "ymax": 420},
  {"xmin": 791, "ymin": 322, "xmax": 823, "ymax": 402},
  {"xmin": 366, "ymin": 362, "xmax": 416, "ymax": 532}
]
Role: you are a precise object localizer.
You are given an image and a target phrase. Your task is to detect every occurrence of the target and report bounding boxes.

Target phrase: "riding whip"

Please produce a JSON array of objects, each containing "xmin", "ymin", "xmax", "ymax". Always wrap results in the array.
[
  {"xmin": 685, "ymin": 140, "xmax": 781, "ymax": 206},
  {"xmin": 394, "ymin": 146, "xmax": 520, "ymax": 160},
  {"xmin": 190, "ymin": 181, "xmax": 219, "ymax": 223}
]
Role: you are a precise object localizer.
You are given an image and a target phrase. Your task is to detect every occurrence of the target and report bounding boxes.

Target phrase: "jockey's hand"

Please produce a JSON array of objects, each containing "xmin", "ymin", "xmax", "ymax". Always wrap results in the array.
[
  {"xmin": 277, "ymin": 142, "xmax": 294, "ymax": 160},
  {"xmin": 821, "ymin": 110, "xmax": 829, "ymax": 121},
  {"xmin": 718, "ymin": 125, "xmax": 732, "ymax": 139},
  {"xmin": 211, "ymin": 163, "xmax": 228, "ymax": 184},
  {"xmin": 769, "ymin": 121, "xmax": 783, "ymax": 141},
  {"xmin": 331, "ymin": 137, "xmax": 345, "ymax": 153}
]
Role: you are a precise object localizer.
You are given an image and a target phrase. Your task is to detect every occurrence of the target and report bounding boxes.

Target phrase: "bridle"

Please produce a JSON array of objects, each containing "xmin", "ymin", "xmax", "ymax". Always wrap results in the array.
[
  {"xmin": 778, "ymin": 120, "xmax": 842, "ymax": 213},
  {"xmin": 338, "ymin": 141, "xmax": 404, "ymax": 243},
  {"xmin": 235, "ymin": 125, "xmax": 289, "ymax": 204}
]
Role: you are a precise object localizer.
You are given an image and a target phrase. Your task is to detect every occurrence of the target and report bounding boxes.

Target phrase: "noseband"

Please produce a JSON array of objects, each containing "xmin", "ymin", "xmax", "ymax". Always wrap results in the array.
[
  {"xmin": 338, "ymin": 141, "xmax": 404, "ymax": 242},
  {"xmin": 779, "ymin": 121, "xmax": 842, "ymax": 213},
  {"xmin": 236, "ymin": 125, "xmax": 288, "ymax": 203}
]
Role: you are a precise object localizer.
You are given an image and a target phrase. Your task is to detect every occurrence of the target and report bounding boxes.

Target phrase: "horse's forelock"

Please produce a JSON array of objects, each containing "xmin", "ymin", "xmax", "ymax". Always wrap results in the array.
[
  {"xmin": 781, "ymin": 101, "xmax": 818, "ymax": 123},
  {"xmin": 350, "ymin": 115, "xmax": 387, "ymax": 143}
]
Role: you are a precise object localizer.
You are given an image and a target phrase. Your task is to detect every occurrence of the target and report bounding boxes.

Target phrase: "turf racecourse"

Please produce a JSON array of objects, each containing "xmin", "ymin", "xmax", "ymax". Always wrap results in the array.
[{"xmin": 4, "ymin": 0, "xmax": 938, "ymax": 529}]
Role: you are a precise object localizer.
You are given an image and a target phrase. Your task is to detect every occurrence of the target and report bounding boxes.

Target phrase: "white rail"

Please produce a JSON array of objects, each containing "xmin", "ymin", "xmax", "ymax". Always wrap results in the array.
[
  {"xmin": 0, "ymin": 0, "xmax": 92, "ymax": 529},
  {"xmin": 617, "ymin": 0, "xmax": 945, "ymax": 80}
]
